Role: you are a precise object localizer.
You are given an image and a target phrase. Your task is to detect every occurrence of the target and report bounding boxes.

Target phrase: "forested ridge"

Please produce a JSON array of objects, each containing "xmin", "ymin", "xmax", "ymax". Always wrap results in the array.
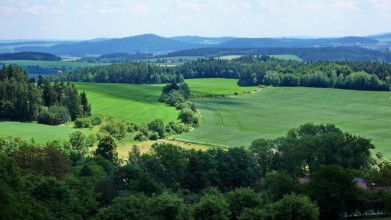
[
  {"xmin": 1, "ymin": 123, "xmax": 391, "ymax": 219},
  {"xmin": 167, "ymin": 47, "xmax": 391, "ymax": 62},
  {"xmin": 48, "ymin": 55, "xmax": 391, "ymax": 91},
  {"xmin": 0, "ymin": 52, "xmax": 60, "ymax": 61}
]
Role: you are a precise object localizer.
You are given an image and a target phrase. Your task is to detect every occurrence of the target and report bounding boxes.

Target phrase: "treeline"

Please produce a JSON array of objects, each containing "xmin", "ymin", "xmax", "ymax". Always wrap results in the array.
[
  {"xmin": 48, "ymin": 56, "xmax": 391, "ymax": 91},
  {"xmin": 48, "ymin": 62, "xmax": 181, "ymax": 84},
  {"xmin": 236, "ymin": 56, "xmax": 390, "ymax": 90},
  {"xmin": 167, "ymin": 47, "xmax": 391, "ymax": 62},
  {"xmin": 79, "ymin": 53, "xmax": 154, "ymax": 63},
  {"xmin": 0, "ymin": 65, "xmax": 90, "ymax": 124},
  {"xmin": 1, "ymin": 123, "xmax": 391, "ymax": 219},
  {"xmin": 0, "ymin": 52, "xmax": 60, "ymax": 61}
]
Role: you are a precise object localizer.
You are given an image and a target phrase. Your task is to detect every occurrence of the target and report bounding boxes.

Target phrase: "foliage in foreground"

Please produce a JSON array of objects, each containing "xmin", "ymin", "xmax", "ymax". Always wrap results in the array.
[{"xmin": 1, "ymin": 123, "xmax": 391, "ymax": 219}]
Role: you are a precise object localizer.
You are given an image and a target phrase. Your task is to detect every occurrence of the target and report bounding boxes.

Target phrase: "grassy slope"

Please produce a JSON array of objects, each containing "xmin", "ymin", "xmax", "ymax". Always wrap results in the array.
[
  {"xmin": 177, "ymin": 87, "xmax": 391, "ymax": 155},
  {"xmin": 74, "ymin": 82, "xmax": 179, "ymax": 124},
  {"xmin": 186, "ymin": 78, "xmax": 258, "ymax": 96},
  {"xmin": 0, "ymin": 121, "xmax": 92, "ymax": 143}
]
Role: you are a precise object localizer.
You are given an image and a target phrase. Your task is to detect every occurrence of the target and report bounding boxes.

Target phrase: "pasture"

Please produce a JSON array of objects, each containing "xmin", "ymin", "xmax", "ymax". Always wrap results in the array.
[
  {"xmin": 0, "ymin": 121, "xmax": 92, "ymax": 143},
  {"xmin": 186, "ymin": 78, "xmax": 258, "ymax": 97},
  {"xmin": 177, "ymin": 86, "xmax": 391, "ymax": 155},
  {"xmin": 74, "ymin": 82, "xmax": 180, "ymax": 124}
]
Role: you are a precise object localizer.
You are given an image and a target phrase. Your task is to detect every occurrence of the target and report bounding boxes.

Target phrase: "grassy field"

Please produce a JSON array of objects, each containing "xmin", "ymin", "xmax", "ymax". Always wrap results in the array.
[
  {"xmin": 0, "ymin": 121, "xmax": 92, "ymax": 143},
  {"xmin": 74, "ymin": 83, "xmax": 180, "ymax": 124},
  {"xmin": 177, "ymin": 86, "xmax": 391, "ymax": 155},
  {"xmin": 186, "ymin": 78, "xmax": 258, "ymax": 97},
  {"xmin": 0, "ymin": 60, "xmax": 109, "ymax": 68}
]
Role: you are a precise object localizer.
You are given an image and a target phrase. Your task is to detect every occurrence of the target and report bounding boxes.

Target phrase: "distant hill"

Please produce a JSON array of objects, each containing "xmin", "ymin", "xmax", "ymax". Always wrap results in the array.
[
  {"xmin": 15, "ymin": 34, "xmax": 203, "ymax": 56},
  {"xmin": 167, "ymin": 47, "xmax": 391, "ymax": 62},
  {"xmin": 171, "ymin": 36, "xmax": 235, "ymax": 44},
  {"xmin": 0, "ymin": 52, "xmax": 60, "ymax": 61},
  {"xmin": 216, "ymin": 36, "xmax": 378, "ymax": 48},
  {"xmin": 7, "ymin": 33, "xmax": 388, "ymax": 56},
  {"xmin": 368, "ymin": 33, "xmax": 391, "ymax": 41}
]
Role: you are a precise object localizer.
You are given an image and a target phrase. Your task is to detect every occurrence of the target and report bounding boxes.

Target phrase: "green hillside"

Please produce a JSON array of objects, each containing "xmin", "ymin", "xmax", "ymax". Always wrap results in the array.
[
  {"xmin": 186, "ymin": 78, "xmax": 258, "ymax": 97},
  {"xmin": 74, "ymin": 82, "xmax": 180, "ymax": 124},
  {"xmin": 0, "ymin": 121, "xmax": 92, "ymax": 143},
  {"xmin": 177, "ymin": 86, "xmax": 391, "ymax": 155}
]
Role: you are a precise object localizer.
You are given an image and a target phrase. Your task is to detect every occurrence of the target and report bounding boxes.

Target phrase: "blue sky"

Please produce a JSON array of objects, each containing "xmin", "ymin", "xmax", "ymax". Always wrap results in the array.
[{"xmin": 1, "ymin": 0, "xmax": 390, "ymax": 39}]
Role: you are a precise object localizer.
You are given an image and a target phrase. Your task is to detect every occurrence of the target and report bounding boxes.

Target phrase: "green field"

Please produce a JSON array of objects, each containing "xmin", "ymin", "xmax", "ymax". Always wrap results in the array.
[
  {"xmin": 186, "ymin": 78, "xmax": 258, "ymax": 97},
  {"xmin": 0, "ymin": 60, "xmax": 109, "ymax": 68},
  {"xmin": 0, "ymin": 121, "xmax": 92, "ymax": 143},
  {"xmin": 74, "ymin": 82, "xmax": 180, "ymax": 124},
  {"xmin": 177, "ymin": 86, "xmax": 391, "ymax": 155}
]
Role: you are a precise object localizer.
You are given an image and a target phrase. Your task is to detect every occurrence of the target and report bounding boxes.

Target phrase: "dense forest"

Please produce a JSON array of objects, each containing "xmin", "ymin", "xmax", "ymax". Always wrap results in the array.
[
  {"xmin": 79, "ymin": 53, "xmax": 154, "ymax": 63},
  {"xmin": 0, "ymin": 65, "xmax": 91, "ymax": 124},
  {"xmin": 167, "ymin": 47, "xmax": 391, "ymax": 62},
  {"xmin": 0, "ymin": 52, "xmax": 60, "ymax": 61},
  {"xmin": 48, "ymin": 62, "xmax": 181, "ymax": 84},
  {"xmin": 49, "ymin": 55, "xmax": 391, "ymax": 91},
  {"xmin": 1, "ymin": 123, "xmax": 391, "ymax": 219}
]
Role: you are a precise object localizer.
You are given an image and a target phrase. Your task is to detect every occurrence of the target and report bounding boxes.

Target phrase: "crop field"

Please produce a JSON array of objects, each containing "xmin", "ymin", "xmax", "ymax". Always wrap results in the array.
[
  {"xmin": 186, "ymin": 78, "xmax": 258, "ymax": 97},
  {"xmin": 0, "ymin": 60, "xmax": 109, "ymax": 69},
  {"xmin": 177, "ymin": 86, "xmax": 391, "ymax": 155},
  {"xmin": 74, "ymin": 82, "xmax": 180, "ymax": 124},
  {"xmin": 0, "ymin": 121, "xmax": 92, "ymax": 143}
]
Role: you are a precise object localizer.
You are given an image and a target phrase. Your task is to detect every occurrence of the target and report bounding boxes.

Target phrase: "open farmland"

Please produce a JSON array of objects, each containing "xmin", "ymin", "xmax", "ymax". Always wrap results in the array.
[
  {"xmin": 177, "ymin": 86, "xmax": 391, "ymax": 155},
  {"xmin": 186, "ymin": 78, "xmax": 258, "ymax": 97},
  {"xmin": 74, "ymin": 82, "xmax": 180, "ymax": 124},
  {"xmin": 0, "ymin": 121, "xmax": 92, "ymax": 143}
]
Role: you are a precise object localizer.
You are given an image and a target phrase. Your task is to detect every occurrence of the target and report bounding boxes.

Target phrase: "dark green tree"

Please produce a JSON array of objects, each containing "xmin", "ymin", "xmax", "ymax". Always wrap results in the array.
[
  {"xmin": 95, "ymin": 136, "xmax": 118, "ymax": 163},
  {"xmin": 272, "ymin": 194, "xmax": 319, "ymax": 220}
]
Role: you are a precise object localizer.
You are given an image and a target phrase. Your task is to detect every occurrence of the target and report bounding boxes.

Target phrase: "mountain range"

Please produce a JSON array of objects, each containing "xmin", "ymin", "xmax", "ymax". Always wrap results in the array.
[{"xmin": 4, "ymin": 33, "xmax": 391, "ymax": 56}]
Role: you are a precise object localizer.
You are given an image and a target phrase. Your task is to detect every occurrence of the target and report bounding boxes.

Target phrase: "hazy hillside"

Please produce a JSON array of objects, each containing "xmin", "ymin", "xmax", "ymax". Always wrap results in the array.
[
  {"xmin": 216, "ymin": 36, "xmax": 379, "ymax": 48},
  {"xmin": 6, "ymin": 34, "xmax": 389, "ymax": 56},
  {"xmin": 15, "ymin": 34, "xmax": 203, "ymax": 56},
  {"xmin": 0, "ymin": 52, "xmax": 60, "ymax": 61},
  {"xmin": 171, "ymin": 36, "xmax": 235, "ymax": 44}
]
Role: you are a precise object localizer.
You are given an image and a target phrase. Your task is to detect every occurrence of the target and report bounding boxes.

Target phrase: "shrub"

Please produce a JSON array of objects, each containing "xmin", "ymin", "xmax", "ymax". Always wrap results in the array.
[
  {"xmin": 100, "ymin": 120, "xmax": 127, "ymax": 138},
  {"xmin": 74, "ymin": 117, "xmax": 91, "ymax": 128},
  {"xmin": 38, "ymin": 105, "xmax": 71, "ymax": 125},
  {"xmin": 134, "ymin": 132, "xmax": 148, "ymax": 141},
  {"xmin": 90, "ymin": 115, "xmax": 102, "ymax": 125}
]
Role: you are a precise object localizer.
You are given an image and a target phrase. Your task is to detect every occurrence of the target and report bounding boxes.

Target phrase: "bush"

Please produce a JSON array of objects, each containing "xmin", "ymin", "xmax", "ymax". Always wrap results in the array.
[
  {"xmin": 38, "ymin": 105, "xmax": 71, "ymax": 125},
  {"xmin": 178, "ymin": 108, "xmax": 197, "ymax": 125},
  {"xmin": 147, "ymin": 119, "xmax": 165, "ymax": 138},
  {"xmin": 90, "ymin": 115, "xmax": 102, "ymax": 125},
  {"xmin": 134, "ymin": 132, "xmax": 148, "ymax": 141},
  {"xmin": 127, "ymin": 123, "xmax": 139, "ymax": 133},
  {"xmin": 74, "ymin": 117, "xmax": 91, "ymax": 128},
  {"xmin": 100, "ymin": 120, "xmax": 127, "ymax": 138},
  {"xmin": 149, "ymin": 132, "xmax": 159, "ymax": 140}
]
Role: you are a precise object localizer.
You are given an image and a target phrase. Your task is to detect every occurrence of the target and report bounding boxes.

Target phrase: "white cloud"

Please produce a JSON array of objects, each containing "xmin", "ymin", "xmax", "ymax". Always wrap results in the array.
[
  {"xmin": 0, "ymin": 7, "xmax": 17, "ymax": 16},
  {"xmin": 175, "ymin": 0, "xmax": 205, "ymax": 11}
]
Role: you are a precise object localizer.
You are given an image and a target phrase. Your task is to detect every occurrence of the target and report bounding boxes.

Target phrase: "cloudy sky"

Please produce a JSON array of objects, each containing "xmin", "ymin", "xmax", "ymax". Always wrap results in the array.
[{"xmin": 1, "ymin": 0, "xmax": 391, "ymax": 40}]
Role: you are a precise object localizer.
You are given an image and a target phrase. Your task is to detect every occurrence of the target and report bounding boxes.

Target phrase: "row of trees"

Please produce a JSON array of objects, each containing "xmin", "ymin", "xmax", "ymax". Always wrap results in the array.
[
  {"xmin": 48, "ymin": 62, "xmax": 181, "ymax": 84},
  {"xmin": 159, "ymin": 82, "xmax": 199, "ymax": 127},
  {"xmin": 0, "ymin": 65, "xmax": 91, "ymax": 124},
  {"xmin": 2, "ymin": 123, "xmax": 390, "ymax": 219},
  {"xmin": 48, "ymin": 56, "xmax": 391, "ymax": 91}
]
